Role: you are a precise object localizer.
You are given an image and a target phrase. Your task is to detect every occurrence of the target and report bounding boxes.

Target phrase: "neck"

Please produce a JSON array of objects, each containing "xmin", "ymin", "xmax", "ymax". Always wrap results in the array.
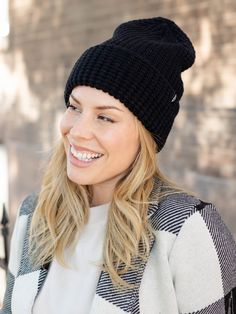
[
  {"xmin": 90, "ymin": 182, "xmax": 115, "ymax": 207},
  {"xmin": 89, "ymin": 172, "xmax": 128, "ymax": 206},
  {"xmin": 90, "ymin": 193, "xmax": 112, "ymax": 207}
]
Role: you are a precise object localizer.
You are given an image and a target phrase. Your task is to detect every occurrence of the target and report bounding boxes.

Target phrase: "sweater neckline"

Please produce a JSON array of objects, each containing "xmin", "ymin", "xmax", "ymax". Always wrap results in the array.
[{"xmin": 88, "ymin": 202, "xmax": 110, "ymax": 225}]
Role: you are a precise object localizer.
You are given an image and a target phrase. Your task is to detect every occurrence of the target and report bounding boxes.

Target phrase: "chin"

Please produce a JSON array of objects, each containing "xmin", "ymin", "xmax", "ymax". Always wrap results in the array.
[{"xmin": 67, "ymin": 171, "xmax": 89, "ymax": 186}]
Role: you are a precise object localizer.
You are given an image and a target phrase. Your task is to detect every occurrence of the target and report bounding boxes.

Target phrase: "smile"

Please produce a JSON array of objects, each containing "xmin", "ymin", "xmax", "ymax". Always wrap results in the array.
[{"xmin": 70, "ymin": 146, "xmax": 104, "ymax": 162}]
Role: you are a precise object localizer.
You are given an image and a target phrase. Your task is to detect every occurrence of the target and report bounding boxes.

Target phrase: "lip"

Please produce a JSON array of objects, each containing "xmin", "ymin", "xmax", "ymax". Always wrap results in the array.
[
  {"xmin": 68, "ymin": 146, "xmax": 103, "ymax": 168},
  {"xmin": 69, "ymin": 143, "xmax": 103, "ymax": 155}
]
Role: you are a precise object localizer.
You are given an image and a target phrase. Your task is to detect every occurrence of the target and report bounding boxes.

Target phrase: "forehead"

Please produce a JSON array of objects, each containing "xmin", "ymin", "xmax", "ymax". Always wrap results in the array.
[{"xmin": 71, "ymin": 86, "xmax": 124, "ymax": 108}]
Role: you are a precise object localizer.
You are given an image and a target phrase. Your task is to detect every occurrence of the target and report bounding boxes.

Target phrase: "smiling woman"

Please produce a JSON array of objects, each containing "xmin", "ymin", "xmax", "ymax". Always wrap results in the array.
[
  {"xmin": 60, "ymin": 86, "xmax": 140, "ymax": 203},
  {"xmin": 1, "ymin": 17, "xmax": 236, "ymax": 314}
]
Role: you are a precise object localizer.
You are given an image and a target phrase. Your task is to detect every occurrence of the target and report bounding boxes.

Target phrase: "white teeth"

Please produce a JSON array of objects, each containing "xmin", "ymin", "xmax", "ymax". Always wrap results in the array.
[{"xmin": 70, "ymin": 146, "xmax": 103, "ymax": 161}]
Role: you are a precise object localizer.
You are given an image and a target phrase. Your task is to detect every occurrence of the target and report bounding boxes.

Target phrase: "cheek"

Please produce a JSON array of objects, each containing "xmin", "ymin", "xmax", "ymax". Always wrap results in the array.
[
  {"xmin": 121, "ymin": 124, "xmax": 140, "ymax": 158},
  {"xmin": 103, "ymin": 125, "xmax": 139, "ymax": 157}
]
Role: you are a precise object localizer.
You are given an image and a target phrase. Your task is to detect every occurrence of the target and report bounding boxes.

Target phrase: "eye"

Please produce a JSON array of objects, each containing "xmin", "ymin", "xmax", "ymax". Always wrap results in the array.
[
  {"xmin": 66, "ymin": 103, "xmax": 81, "ymax": 113},
  {"xmin": 98, "ymin": 115, "xmax": 114, "ymax": 123}
]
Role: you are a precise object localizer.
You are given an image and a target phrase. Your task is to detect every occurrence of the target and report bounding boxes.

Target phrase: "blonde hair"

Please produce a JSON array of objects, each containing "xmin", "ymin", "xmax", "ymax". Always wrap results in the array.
[{"xmin": 29, "ymin": 119, "xmax": 182, "ymax": 288}]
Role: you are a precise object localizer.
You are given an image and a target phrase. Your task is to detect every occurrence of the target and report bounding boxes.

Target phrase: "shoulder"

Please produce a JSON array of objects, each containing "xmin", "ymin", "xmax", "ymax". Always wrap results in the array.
[
  {"xmin": 11, "ymin": 193, "xmax": 38, "ymax": 235},
  {"xmin": 163, "ymin": 195, "xmax": 236, "ymax": 311},
  {"xmin": 7, "ymin": 193, "xmax": 38, "ymax": 277},
  {"xmin": 150, "ymin": 192, "xmax": 236, "ymax": 259},
  {"xmin": 150, "ymin": 192, "xmax": 226, "ymax": 237},
  {"xmin": 18, "ymin": 193, "xmax": 38, "ymax": 217}
]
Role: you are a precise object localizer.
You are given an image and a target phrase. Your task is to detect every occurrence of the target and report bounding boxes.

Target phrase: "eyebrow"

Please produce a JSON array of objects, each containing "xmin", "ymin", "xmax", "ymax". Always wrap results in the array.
[{"xmin": 70, "ymin": 93, "xmax": 124, "ymax": 112}]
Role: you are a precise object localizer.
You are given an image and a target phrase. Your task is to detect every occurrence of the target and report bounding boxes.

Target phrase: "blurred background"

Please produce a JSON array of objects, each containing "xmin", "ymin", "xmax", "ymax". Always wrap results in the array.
[{"xmin": 0, "ymin": 0, "xmax": 236, "ymax": 305}]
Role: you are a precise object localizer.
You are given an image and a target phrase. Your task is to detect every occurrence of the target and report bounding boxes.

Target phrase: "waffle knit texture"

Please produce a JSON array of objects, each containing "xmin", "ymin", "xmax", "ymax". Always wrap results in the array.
[{"xmin": 64, "ymin": 17, "xmax": 195, "ymax": 151}]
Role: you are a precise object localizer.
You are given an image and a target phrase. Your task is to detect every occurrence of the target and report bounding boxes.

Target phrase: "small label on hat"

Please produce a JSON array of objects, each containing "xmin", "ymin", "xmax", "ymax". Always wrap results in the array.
[{"xmin": 171, "ymin": 94, "xmax": 177, "ymax": 102}]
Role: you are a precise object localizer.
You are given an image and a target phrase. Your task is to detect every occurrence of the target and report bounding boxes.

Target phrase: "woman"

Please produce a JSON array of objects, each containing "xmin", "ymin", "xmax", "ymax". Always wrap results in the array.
[{"xmin": 1, "ymin": 17, "xmax": 235, "ymax": 314}]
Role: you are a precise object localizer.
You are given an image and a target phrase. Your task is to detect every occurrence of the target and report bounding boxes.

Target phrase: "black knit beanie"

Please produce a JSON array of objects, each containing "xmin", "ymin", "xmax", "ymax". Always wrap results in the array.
[{"xmin": 64, "ymin": 17, "xmax": 195, "ymax": 151}]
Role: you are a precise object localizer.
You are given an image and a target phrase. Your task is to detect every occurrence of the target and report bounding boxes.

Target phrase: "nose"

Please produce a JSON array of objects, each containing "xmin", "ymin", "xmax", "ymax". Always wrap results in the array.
[{"xmin": 69, "ymin": 114, "xmax": 94, "ymax": 140}]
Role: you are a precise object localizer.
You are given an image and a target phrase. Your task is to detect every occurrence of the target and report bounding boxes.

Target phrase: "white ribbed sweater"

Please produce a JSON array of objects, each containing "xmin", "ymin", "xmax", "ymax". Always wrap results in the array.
[{"xmin": 33, "ymin": 203, "xmax": 109, "ymax": 314}]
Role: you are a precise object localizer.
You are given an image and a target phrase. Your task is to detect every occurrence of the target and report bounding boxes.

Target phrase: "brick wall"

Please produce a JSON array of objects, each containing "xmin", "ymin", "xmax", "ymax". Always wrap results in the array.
[{"xmin": 0, "ymin": 0, "xmax": 236, "ymax": 236}]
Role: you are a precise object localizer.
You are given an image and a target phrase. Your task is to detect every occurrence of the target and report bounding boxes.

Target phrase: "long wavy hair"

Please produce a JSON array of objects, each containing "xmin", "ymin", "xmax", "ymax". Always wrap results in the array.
[{"xmin": 29, "ymin": 118, "xmax": 182, "ymax": 289}]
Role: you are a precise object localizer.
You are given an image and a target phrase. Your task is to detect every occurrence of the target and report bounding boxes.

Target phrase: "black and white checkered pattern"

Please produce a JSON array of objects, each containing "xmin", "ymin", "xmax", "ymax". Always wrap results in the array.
[
  {"xmin": 1, "ymin": 271, "xmax": 15, "ymax": 314},
  {"xmin": 0, "ymin": 193, "xmax": 235, "ymax": 314}
]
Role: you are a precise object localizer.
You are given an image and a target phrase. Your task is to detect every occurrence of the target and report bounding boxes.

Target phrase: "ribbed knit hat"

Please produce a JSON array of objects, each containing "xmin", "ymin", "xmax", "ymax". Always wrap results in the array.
[{"xmin": 64, "ymin": 17, "xmax": 195, "ymax": 151}]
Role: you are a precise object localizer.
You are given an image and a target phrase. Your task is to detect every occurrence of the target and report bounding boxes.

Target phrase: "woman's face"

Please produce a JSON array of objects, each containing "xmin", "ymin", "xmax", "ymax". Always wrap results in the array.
[{"xmin": 60, "ymin": 85, "xmax": 140, "ymax": 200}]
